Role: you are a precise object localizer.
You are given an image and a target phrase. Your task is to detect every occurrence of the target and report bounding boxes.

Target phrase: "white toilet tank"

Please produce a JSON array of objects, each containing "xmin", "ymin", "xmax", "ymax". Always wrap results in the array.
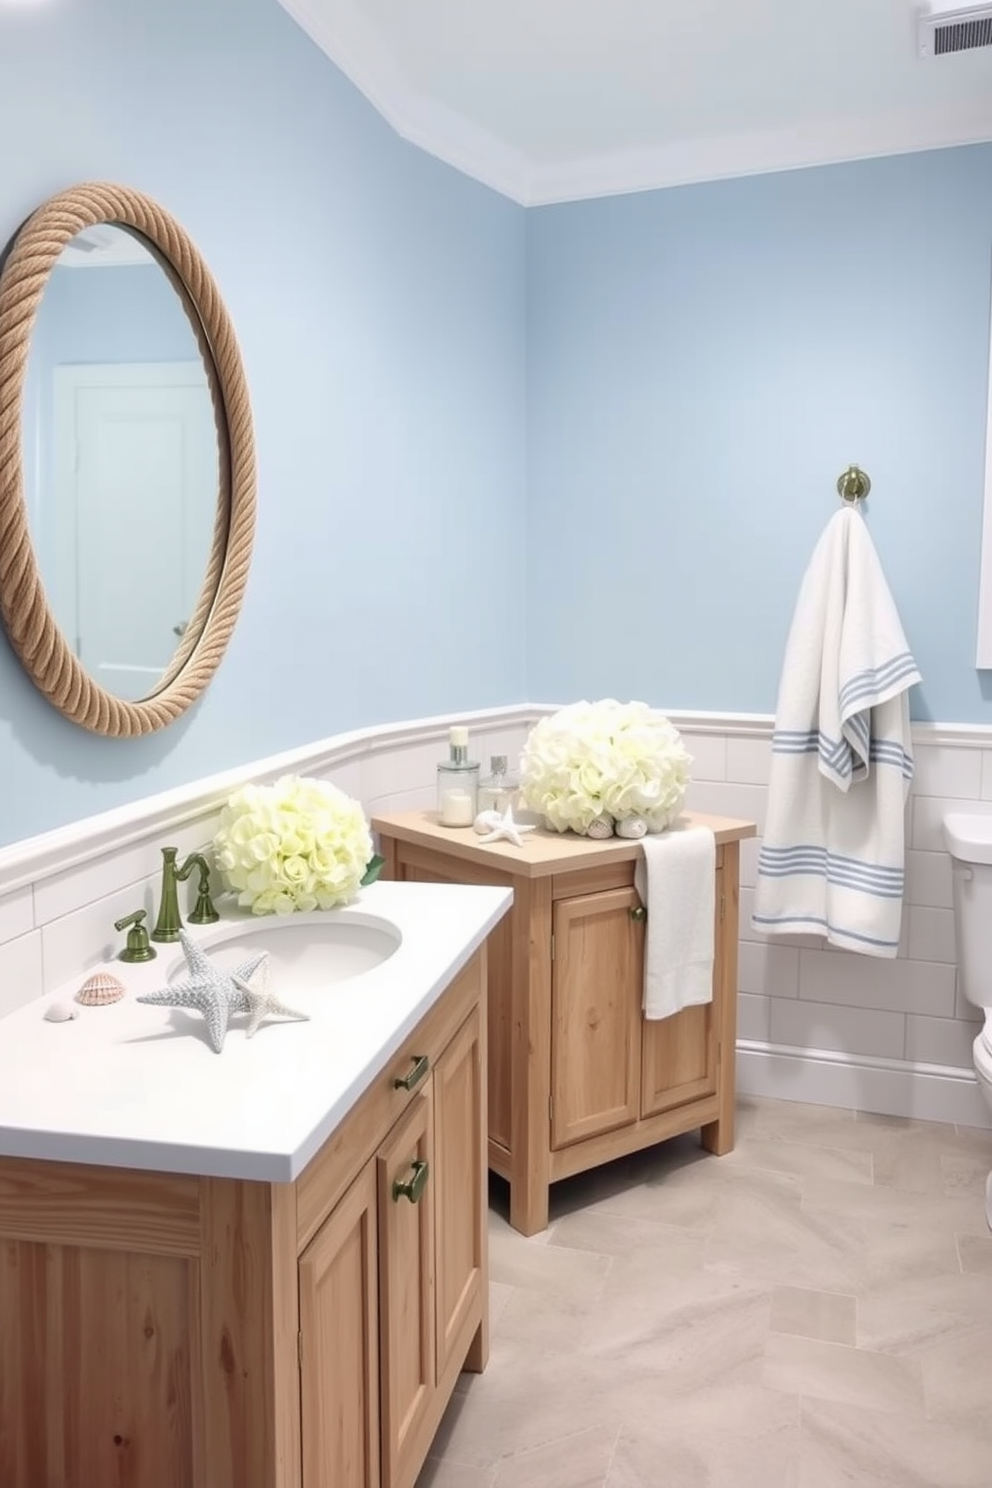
[{"xmin": 944, "ymin": 813, "xmax": 992, "ymax": 1011}]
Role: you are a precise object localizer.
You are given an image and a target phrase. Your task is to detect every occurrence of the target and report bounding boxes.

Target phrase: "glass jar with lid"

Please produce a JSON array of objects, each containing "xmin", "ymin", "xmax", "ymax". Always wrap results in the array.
[
  {"xmin": 477, "ymin": 754, "xmax": 518, "ymax": 814},
  {"xmin": 437, "ymin": 727, "xmax": 480, "ymax": 826}
]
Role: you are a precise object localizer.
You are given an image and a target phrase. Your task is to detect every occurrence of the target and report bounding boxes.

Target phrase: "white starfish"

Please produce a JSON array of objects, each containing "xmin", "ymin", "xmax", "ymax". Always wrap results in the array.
[
  {"xmin": 137, "ymin": 930, "xmax": 270, "ymax": 1053},
  {"xmin": 474, "ymin": 805, "xmax": 536, "ymax": 848},
  {"xmin": 231, "ymin": 956, "xmax": 309, "ymax": 1039}
]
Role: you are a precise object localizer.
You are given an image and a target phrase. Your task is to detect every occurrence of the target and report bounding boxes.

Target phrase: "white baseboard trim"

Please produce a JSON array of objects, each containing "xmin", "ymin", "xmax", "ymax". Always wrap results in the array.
[{"xmin": 737, "ymin": 1040, "xmax": 992, "ymax": 1130}]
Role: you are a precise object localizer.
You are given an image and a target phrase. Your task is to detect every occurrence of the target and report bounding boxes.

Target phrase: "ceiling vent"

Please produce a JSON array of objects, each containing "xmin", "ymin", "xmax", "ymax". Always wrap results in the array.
[{"xmin": 918, "ymin": 2, "xmax": 992, "ymax": 55}]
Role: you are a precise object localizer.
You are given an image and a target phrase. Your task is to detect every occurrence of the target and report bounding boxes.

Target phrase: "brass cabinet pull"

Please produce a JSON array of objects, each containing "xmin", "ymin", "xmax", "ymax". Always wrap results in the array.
[
  {"xmin": 392, "ymin": 1054, "xmax": 430, "ymax": 1091},
  {"xmin": 630, "ymin": 905, "xmax": 646, "ymax": 922},
  {"xmin": 392, "ymin": 1159, "xmax": 429, "ymax": 1204}
]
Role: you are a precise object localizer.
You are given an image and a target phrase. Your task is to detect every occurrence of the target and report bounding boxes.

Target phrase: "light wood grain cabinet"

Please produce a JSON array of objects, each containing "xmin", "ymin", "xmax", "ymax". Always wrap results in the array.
[
  {"xmin": 373, "ymin": 810, "xmax": 756, "ymax": 1237},
  {"xmin": 0, "ymin": 952, "xmax": 488, "ymax": 1488},
  {"xmin": 299, "ymin": 1162, "xmax": 380, "ymax": 1488},
  {"xmin": 432, "ymin": 1006, "xmax": 486, "ymax": 1380},
  {"xmin": 551, "ymin": 885, "xmax": 643, "ymax": 1149},
  {"xmin": 377, "ymin": 1087, "xmax": 435, "ymax": 1488}
]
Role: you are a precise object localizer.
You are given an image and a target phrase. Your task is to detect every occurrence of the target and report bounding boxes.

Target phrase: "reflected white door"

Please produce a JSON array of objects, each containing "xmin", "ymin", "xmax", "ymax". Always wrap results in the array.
[{"xmin": 53, "ymin": 362, "xmax": 216, "ymax": 700}]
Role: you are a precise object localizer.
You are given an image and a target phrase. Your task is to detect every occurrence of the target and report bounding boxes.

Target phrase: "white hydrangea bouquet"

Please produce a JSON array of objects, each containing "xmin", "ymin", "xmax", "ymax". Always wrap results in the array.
[
  {"xmin": 519, "ymin": 699, "xmax": 691, "ymax": 839},
  {"xmin": 213, "ymin": 774, "xmax": 381, "ymax": 916}
]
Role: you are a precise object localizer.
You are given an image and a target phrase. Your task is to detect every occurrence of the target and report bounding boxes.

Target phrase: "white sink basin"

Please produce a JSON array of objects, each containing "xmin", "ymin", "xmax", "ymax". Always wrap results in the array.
[{"xmin": 167, "ymin": 911, "xmax": 402, "ymax": 992}]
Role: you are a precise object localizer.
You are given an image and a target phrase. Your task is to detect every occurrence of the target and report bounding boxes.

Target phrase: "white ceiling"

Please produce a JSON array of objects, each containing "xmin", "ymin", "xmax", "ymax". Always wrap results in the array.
[{"xmin": 277, "ymin": 0, "xmax": 992, "ymax": 204}]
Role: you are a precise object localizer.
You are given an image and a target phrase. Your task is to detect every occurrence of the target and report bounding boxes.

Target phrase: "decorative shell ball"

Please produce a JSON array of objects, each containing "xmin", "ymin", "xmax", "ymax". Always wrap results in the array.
[
  {"xmin": 44, "ymin": 1001, "xmax": 79, "ymax": 1022},
  {"xmin": 74, "ymin": 971, "xmax": 126, "ymax": 1007},
  {"xmin": 615, "ymin": 815, "xmax": 648, "ymax": 839}
]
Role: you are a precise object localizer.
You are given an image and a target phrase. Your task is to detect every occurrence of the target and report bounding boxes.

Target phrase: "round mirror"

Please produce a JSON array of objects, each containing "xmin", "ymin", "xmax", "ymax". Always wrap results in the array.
[{"xmin": 0, "ymin": 182, "xmax": 255, "ymax": 735}]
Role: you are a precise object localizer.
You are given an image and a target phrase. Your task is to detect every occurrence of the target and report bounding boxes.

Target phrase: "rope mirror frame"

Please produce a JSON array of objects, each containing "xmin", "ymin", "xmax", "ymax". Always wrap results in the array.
[{"xmin": 0, "ymin": 181, "xmax": 256, "ymax": 736}]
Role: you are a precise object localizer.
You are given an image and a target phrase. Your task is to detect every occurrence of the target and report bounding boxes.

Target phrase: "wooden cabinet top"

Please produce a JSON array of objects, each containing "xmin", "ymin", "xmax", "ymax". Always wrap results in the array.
[{"xmin": 371, "ymin": 809, "xmax": 756, "ymax": 881}]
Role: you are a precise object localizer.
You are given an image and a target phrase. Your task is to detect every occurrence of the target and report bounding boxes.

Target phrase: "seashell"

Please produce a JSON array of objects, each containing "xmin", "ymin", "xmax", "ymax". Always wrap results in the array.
[
  {"xmin": 75, "ymin": 971, "xmax": 126, "ymax": 1006},
  {"xmin": 473, "ymin": 810, "xmax": 504, "ymax": 835},
  {"xmin": 44, "ymin": 1001, "xmax": 79, "ymax": 1022},
  {"xmin": 585, "ymin": 816, "xmax": 615, "ymax": 840},
  {"xmin": 615, "ymin": 815, "xmax": 648, "ymax": 840}
]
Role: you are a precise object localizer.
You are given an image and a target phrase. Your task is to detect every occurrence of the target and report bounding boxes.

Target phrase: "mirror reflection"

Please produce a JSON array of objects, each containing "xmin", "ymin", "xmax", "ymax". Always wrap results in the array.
[{"xmin": 21, "ymin": 225, "xmax": 219, "ymax": 702}]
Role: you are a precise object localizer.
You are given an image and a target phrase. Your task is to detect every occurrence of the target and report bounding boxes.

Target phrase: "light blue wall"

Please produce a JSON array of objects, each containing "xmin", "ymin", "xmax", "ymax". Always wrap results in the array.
[
  {"xmin": 3, "ymin": 3, "xmax": 992, "ymax": 851},
  {"xmin": 0, "ymin": 0, "xmax": 527, "ymax": 848},
  {"xmin": 526, "ymin": 145, "xmax": 992, "ymax": 723}
]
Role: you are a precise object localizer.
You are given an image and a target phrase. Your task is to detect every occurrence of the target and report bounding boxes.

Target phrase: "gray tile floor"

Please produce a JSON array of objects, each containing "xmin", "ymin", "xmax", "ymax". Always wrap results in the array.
[{"xmin": 416, "ymin": 1096, "xmax": 992, "ymax": 1488}]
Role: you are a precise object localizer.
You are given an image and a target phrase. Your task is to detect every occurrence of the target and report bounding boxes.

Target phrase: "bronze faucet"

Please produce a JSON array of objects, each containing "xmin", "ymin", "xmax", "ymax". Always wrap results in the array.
[{"xmin": 150, "ymin": 847, "xmax": 220, "ymax": 943}]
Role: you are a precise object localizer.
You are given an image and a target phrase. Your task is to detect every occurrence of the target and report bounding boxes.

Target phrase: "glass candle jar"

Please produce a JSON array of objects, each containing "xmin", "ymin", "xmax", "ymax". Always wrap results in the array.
[{"xmin": 437, "ymin": 728, "xmax": 479, "ymax": 826}]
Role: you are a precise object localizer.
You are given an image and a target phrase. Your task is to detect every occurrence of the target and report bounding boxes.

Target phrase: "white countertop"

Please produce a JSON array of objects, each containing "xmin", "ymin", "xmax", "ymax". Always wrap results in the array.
[{"xmin": 0, "ymin": 879, "xmax": 512, "ymax": 1182}]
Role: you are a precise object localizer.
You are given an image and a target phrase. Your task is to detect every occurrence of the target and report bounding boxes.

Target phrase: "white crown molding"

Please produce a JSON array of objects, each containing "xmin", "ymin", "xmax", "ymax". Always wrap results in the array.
[
  {"xmin": 276, "ymin": 0, "xmax": 533, "ymax": 201},
  {"xmin": 525, "ymin": 96, "xmax": 992, "ymax": 206},
  {"xmin": 276, "ymin": 0, "xmax": 992, "ymax": 205}
]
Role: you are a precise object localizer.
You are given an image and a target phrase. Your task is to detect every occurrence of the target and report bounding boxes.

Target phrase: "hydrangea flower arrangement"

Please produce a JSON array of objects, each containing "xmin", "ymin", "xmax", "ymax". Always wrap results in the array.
[
  {"xmin": 213, "ymin": 774, "xmax": 376, "ymax": 916},
  {"xmin": 519, "ymin": 699, "xmax": 691, "ymax": 837}
]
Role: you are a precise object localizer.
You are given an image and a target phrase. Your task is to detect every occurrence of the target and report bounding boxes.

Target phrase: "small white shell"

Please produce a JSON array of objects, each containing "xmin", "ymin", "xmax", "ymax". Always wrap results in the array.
[
  {"xmin": 75, "ymin": 971, "xmax": 126, "ymax": 1006},
  {"xmin": 585, "ymin": 816, "xmax": 615, "ymax": 840},
  {"xmin": 473, "ymin": 810, "xmax": 503, "ymax": 834},
  {"xmin": 615, "ymin": 816, "xmax": 648, "ymax": 839},
  {"xmin": 44, "ymin": 1001, "xmax": 79, "ymax": 1023}
]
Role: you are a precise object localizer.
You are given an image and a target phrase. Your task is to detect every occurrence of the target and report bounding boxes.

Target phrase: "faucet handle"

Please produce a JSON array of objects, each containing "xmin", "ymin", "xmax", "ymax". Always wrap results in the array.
[
  {"xmin": 114, "ymin": 909, "xmax": 157, "ymax": 963},
  {"xmin": 180, "ymin": 853, "xmax": 221, "ymax": 925}
]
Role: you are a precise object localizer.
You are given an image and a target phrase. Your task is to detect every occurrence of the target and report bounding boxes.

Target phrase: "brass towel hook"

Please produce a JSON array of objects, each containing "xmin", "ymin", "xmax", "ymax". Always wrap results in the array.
[{"xmin": 837, "ymin": 465, "xmax": 871, "ymax": 504}]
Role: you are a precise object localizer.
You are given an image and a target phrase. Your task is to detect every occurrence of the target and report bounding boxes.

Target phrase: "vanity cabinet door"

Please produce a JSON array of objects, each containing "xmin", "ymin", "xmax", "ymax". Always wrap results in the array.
[
  {"xmin": 433, "ymin": 1003, "xmax": 485, "ymax": 1381},
  {"xmin": 378, "ymin": 1088, "xmax": 435, "ymax": 1488},
  {"xmin": 299, "ymin": 1162, "xmax": 380, "ymax": 1488},
  {"xmin": 551, "ymin": 887, "xmax": 644, "ymax": 1149},
  {"xmin": 640, "ymin": 866, "xmax": 722, "ymax": 1117}
]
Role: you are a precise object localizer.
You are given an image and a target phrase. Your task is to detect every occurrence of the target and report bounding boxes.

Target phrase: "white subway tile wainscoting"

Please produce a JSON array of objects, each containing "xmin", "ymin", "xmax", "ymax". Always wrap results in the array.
[
  {"xmin": 0, "ymin": 706, "xmax": 988, "ymax": 1129},
  {"xmin": 683, "ymin": 716, "xmax": 991, "ymax": 1128}
]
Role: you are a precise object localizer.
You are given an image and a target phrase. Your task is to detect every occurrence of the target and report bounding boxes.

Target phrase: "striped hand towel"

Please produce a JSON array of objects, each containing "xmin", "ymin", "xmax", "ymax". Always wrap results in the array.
[{"xmin": 751, "ymin": 506, "xmax": 921, "ymax": 957}]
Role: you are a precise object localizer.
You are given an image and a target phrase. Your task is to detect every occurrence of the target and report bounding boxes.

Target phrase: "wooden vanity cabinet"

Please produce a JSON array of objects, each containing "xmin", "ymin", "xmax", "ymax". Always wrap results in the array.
[
  {"xmin": 373, "ymin": 810, "xmax": 756, "ymax": 1237},
  {"xmin": 299, "ymin": 1161, "xmax": 380, "ymax": 1488},
  {"xmin": 0, "ymin": 952, "xmax": 488, "ymax": 1488}
]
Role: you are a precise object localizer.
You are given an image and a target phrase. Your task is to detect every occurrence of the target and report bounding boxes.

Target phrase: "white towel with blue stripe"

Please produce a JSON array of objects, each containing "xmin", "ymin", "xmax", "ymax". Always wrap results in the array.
[{"xmin": 751, "ymin": 506, "xmax": 921, "ymax": 957}]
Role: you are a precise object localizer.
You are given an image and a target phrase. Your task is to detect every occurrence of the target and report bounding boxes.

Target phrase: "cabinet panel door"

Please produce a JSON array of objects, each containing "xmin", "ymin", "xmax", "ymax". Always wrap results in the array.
[
  {"xmin": 640, "ymin": 867, "xmax": 722, "ymax": 1117},
  {"xmin": 433, "ymin": 1005, "xmax": 485, "ymax": 1379},
  {"xmin": 378, "ymin": 1089, "xmax": 435, "ymax": 1488},
  {"xmin": 0, "ymin": 1240, "xmax": 195, "ymax": 1488},
  {"xmin": 551, "ymin": 887, "xmax": 643, "ymax": 1149},
  {"xmin": 299, "ymin": 1162, "xmax": 379, "ymax": 1488}
]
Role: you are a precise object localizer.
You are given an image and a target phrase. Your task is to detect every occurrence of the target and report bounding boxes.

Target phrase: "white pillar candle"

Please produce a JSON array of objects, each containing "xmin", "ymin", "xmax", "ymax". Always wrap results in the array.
[{"xmin": 440, "ymin": 790, "xmax": 475, "ymax": 827}]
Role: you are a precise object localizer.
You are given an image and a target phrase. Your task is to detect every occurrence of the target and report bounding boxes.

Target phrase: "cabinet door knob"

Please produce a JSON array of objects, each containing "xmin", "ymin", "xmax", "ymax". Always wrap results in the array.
[
  {"xmin": 630, "ymin": 905, "xmax": 646, "ymax": 922},
  {"xmin": 392, "ymin": 1054, "xmax": 430, "ymax": 1091},
  {"xmin": 392, "ymin": 1159, "xmax": 430, "ymax": 1204}
]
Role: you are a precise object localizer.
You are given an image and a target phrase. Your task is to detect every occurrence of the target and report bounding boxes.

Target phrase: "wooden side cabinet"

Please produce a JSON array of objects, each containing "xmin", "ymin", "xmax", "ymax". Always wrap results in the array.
[
  {"xmin": 551, "ymin": 885, "xmax": 643, "ymax": 1148},
  {"xmin": 0, "ymin": 953, "xmax": 488, "ymax": 1488},
  {"xmin": 373, "ymin": 810, "xmax": 756, "ymax": 1237}
]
